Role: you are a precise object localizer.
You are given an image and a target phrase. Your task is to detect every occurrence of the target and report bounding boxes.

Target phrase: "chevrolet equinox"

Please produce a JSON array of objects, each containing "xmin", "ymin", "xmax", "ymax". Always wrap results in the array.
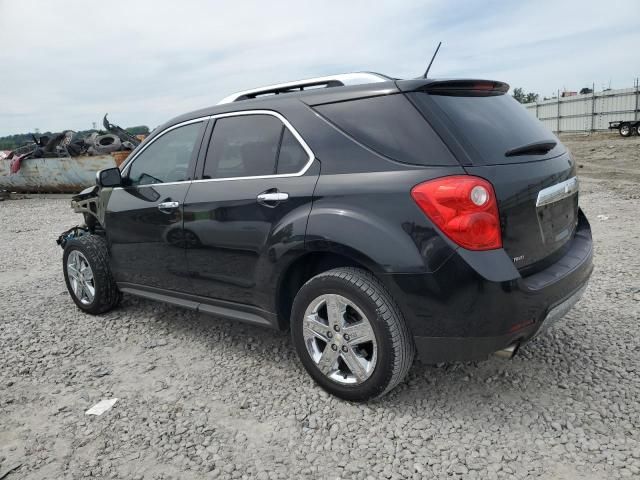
[{"xmin": 58, "ymin": 72, "xmax": 593, "ymax": 401}]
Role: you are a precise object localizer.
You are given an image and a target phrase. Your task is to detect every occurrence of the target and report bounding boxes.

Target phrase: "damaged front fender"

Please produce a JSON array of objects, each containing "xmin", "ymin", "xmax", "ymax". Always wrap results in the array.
[
  {"xmin": 58, "ymin": 187, "xmax": 102, "ymax": 249},
  {"xmin": 59, "ymin": 184, "xmax": 114, "ymax": 249},
  {"xmin": 70, "ymin": 184, "xmax": 113, "ymax": 230}
]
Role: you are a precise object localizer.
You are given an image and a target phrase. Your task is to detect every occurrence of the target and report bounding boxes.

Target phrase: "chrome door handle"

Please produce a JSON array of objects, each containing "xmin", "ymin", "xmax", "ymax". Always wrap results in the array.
[
  {"xmin": 257, "ymin": 192, "xmax": 289, "ymax": 203},
  {"xmin": 157, "ymin": 201, "xmax": 180, "ymax": 212}
]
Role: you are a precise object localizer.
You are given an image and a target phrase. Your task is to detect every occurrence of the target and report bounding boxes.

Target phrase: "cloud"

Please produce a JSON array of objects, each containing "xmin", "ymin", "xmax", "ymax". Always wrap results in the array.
[{"xmin": 0, "ymin": 0, "xmax": 637, "ymax": 134}]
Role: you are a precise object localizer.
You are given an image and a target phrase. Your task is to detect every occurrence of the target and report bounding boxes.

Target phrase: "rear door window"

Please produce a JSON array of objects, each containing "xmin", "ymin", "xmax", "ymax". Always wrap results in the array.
[
  {"xmin": 409, "ymin": 92, "xmax": 564, "ymax": 165},
  {"xmin": 313, "ymin": 94, "xmax": 456, "ymax": 166},
  {"xmin": 203, "ymin": 115, "xmax": 283, "ymax": 179},
  {"xmin": 202, "ymin": 114, "xmax": 311, "ymax": 179}
]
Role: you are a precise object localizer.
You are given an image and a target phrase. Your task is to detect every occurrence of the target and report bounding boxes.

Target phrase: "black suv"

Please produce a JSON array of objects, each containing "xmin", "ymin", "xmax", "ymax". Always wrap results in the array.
[{"xmin": 58, "ymin": 72, "xmax": 593, "ymax": 401}]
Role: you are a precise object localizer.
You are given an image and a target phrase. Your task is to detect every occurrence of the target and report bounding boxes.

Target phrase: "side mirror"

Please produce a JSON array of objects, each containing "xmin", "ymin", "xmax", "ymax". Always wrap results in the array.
[{"xmin": 97, "ymin": 167, "xmax": 122, "ymax": 188}]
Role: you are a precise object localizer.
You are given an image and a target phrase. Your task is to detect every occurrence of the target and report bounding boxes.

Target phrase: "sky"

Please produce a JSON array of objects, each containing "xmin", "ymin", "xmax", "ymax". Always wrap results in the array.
[{"xmin": 0, "ymin": 0, "xmax": 638, "ymax": 136}]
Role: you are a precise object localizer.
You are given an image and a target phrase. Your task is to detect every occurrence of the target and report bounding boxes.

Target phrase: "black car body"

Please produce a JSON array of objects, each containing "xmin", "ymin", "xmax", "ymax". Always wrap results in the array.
[{"xmin": 59, "ymin": 72, "xmax": 593, "ymax": 400}]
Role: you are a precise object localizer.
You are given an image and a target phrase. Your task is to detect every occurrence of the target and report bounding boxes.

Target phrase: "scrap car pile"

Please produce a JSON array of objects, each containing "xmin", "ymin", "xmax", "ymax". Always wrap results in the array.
[
  {"xmin": 0, "ymin": 115, "xmax": 143, "ymax": 194},
  {"xmin": 6, "ymin": 115, "xmax": 141, "ymax": 174}
]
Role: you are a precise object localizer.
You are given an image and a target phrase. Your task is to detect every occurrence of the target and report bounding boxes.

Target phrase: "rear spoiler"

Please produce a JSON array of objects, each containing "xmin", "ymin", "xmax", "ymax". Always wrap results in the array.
[{"xmin": 397, "ymin": 79, "xmax": 510, "ymax": 97}]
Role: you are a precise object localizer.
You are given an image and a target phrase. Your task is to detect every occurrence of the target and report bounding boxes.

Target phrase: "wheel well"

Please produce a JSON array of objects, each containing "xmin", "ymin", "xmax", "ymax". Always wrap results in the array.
[
  {"xmin": 277, "ymin": 252, "xmax": 372, "ymax": 330},
  {"xmin": 83, "ymin": 213, "xmax": 105, "ymax": 235}
]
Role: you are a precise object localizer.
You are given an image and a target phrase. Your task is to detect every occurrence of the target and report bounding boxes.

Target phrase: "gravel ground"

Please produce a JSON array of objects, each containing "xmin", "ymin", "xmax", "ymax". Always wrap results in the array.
[{"xmin": 1, "ymin": 133, "xmax": 639, "ymax": 479}]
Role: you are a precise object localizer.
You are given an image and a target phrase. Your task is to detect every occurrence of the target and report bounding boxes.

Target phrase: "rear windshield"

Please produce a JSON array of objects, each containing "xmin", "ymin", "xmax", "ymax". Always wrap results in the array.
[
  {"xmin": 409, "ymin": 92, "xmax": 564, "ymax": 165},
  {"xmin": 313, "ymin": 94, "xmax": 457, "ymax": 166}
]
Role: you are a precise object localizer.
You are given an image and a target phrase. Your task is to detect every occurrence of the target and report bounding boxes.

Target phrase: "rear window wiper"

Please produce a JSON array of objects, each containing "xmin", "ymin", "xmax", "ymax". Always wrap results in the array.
[{"xmin": 505, "ymin": 140, "xmax": 557, "ymax": 157}]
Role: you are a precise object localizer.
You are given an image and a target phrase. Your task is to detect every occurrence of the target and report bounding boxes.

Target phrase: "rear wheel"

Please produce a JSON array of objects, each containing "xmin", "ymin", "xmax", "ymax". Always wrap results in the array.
[
  {"xmin": 291, "ymin": 267, "xmax": 414, "ymax": 401},
  {"xmin": 635, "ymin": 125, "xmax": 640, "ymax": 136},
  {"xmin": 619, "ymin": 123, "xmax": 632, "ymax": 137},
  {"xmin": 63, "ymin": 235, "xmax": 121, "ymax": 314}
]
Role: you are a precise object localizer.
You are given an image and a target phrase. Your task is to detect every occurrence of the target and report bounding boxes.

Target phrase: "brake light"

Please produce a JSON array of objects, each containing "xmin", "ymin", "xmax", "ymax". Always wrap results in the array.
[
  {"xmin": 424, "ymin": 80, "xmax": 510, "ymax": 97},
  {"xmin": 411, "ymin": 176, "xmax": 502, "ymax": 250}
]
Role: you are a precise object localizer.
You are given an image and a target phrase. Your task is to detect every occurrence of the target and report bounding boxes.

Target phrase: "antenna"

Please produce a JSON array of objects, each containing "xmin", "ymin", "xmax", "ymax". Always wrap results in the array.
[{"xmin": 423, "ymin": 42, "xmax": 442, "ymax": 78}]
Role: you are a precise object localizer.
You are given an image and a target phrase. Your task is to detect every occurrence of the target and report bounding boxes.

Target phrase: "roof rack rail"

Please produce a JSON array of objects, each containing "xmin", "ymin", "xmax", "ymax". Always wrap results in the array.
[{"xmin": 217, "ymin": 72, "xmax": 391, "ymax": 104}]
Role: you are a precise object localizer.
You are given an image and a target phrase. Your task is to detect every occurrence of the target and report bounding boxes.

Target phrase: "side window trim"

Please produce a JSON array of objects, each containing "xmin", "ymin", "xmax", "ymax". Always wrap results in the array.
[
  {"xmin": 123, "ymin": 121, "xmax": 205, "ymax": 188},
  {"xmin": 194, "ymin": 110, "xmax": 314, "ymax": 183},
  {"xmin": 121, "ymin": 117, "xmax": 207, "ymax": 181},
  {"xmin": 119, "ymin": 110, "xmax": 315, "ymax": 185}
]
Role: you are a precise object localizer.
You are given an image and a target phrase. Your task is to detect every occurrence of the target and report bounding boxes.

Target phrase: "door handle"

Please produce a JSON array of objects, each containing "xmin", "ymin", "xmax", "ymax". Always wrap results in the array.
[
  {"xmin": 157, "ymin": 201, "xmax": 180, "ymax": 213},
  {"xmin": 257, "ymin": 192, "xmax": 289, "ymax": 205}
]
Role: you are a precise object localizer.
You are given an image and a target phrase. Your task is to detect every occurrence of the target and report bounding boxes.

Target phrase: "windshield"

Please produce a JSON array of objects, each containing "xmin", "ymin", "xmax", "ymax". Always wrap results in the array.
[{"xmin": 409, "ymin": 92, "xmax": 565, "ymax": 165}]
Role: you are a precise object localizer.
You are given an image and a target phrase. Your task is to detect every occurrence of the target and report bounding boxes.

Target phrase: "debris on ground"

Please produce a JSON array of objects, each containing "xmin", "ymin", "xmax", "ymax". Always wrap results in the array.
[{"xmin": 85, "ymin": 398, "xmax": 118, "ymax": 416}]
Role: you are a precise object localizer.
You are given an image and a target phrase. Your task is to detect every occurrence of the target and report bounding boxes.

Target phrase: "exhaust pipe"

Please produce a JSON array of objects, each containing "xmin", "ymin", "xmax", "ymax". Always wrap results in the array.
[{"xmin": 494, "ymin": 342, "xmax": 519, "ymax": 359}]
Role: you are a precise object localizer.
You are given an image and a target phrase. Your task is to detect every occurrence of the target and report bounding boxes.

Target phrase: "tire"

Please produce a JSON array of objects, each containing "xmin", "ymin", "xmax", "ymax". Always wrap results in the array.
[
  {"xmin": 635, "ymin": 125, "xmax": 640, "ymax": 136},
  {"xmin": 63, "ymin": 234, "xmax": 121, "ymax": 315},
  {"xmin": 291, "ymin": 267, "xmax": 415, "ymax": 401},
  {"xmin": 93, "ymin": 134, "xmax": 122, "ymax": 154},
  {"xmin": 619, "ymin": 123, "xmax": 632, "ymax": 137}
]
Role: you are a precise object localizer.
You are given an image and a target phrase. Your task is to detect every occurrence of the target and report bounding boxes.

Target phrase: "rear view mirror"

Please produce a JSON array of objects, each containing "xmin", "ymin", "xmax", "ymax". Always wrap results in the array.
[{"xmin": 97, "ymin": 167, "xmax": 122, "ymax": 188}]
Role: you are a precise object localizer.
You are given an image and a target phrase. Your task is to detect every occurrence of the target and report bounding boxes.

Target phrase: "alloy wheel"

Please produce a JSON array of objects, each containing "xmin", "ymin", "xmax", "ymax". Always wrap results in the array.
[
  {"xmin": 66, "ymin": 250, "xmax": 95, "ymax": 305},
  {"xmin": 302, "ymin": 294, "xmax": 377, "ymax": 385}
]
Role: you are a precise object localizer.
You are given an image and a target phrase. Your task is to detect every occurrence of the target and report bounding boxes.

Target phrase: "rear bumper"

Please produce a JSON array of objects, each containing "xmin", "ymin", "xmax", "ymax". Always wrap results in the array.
[
  {"xmin": 412, "ymin": 282, "xmax": 589, "ymax": 362},
  {"xmin": 384, "ymin": 209, "xmax": 593, "ymax": 363}
]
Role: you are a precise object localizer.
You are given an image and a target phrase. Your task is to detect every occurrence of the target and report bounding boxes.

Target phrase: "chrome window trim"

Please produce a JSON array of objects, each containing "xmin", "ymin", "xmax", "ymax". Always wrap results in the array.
[
  {"xmin": 118, "ymin": 110, "xmax": 315, "ymax": 188},
  {"xmin": 193, "ymin": 109, "xmax": 315, "ymax": 184},
  {"xmin": 536, "ymin": 176, "xmax": 579, "ymax": 207},
  {"xmin": 120, "ymin": 117, "xmax": 208, "ymax": 175}
]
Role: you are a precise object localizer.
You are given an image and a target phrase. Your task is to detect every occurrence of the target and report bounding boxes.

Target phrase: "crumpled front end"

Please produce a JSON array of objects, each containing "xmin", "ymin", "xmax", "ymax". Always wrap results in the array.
[{"xmin": 57, "ymin": 185, "xmax": 109, "ymax": 249}]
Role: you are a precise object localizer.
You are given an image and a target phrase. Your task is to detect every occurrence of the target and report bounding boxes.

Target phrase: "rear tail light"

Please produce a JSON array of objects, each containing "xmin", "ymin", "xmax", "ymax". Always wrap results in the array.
[{"xmin": 411, "ymin": 175, "xmax": 502, "ymax": 250}]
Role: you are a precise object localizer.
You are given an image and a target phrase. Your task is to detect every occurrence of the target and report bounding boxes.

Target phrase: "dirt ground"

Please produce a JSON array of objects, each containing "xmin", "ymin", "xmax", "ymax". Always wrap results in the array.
[
  {"xmin": 1, "ymin": 132, "xmax": 639, "ymax": 479},
  {"xmin": 563, "ymin": 132, "xmax": 640, "ymax": 192}
]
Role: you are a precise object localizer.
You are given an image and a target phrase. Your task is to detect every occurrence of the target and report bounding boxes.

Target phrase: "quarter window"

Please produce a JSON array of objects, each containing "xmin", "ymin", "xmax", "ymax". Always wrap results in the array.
[
  {"xmin": 202, "ymin": 114, "xmax": 309, "ymax": 179},
  {"xmin": 127, "ymin": 122, "xmax": 202, "ymax": 186},
  {"xmin": 314, "ymin": 94, "xmax": 455, "ymax": 166},
  {"xmin": 277, "ymin": 129, "xmax": 309, "ymax": 174}
]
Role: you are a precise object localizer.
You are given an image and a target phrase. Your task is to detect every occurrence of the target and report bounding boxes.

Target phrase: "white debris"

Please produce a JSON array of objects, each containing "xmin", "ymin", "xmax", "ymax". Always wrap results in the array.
[
  {"xmin": 597, "ymin": 214, "xmax": 609, "ymax": 221},
  {"xmin": 85, "ymin": 398, "xmax": 118, "ymax": 416}
]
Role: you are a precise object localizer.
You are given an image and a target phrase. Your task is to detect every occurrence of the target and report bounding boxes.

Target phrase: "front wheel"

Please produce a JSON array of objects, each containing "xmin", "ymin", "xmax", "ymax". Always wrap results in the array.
[
  {"xmin": 63, "ymin": 234, "xmax": 121, "ymax": 315},
  {"xmin": 291, "ymin": 267, "xmax": 415, "ymax": 401}
]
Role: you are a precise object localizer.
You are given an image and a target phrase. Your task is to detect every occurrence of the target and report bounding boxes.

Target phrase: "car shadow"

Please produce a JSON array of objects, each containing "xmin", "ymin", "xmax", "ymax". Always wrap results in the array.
[{"xmin": 118, "ymin": 296, "xmax": 591, "ymax": 414}]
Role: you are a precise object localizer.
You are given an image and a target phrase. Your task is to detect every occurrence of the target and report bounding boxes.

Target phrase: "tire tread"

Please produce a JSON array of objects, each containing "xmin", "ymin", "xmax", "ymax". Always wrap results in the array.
[
  {"xmin": 63, "ymin": 234, "xmax": 120, "ymax": 315},
  {"xmin": 302, "ymin": 267, "xmax": 415, "ymax": 399}
]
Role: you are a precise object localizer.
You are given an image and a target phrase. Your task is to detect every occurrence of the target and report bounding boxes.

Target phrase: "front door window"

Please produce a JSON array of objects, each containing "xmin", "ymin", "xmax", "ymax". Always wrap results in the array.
[{"xmin": 127, "ymin": 122, "xmax": 203, "ymax": 186}]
